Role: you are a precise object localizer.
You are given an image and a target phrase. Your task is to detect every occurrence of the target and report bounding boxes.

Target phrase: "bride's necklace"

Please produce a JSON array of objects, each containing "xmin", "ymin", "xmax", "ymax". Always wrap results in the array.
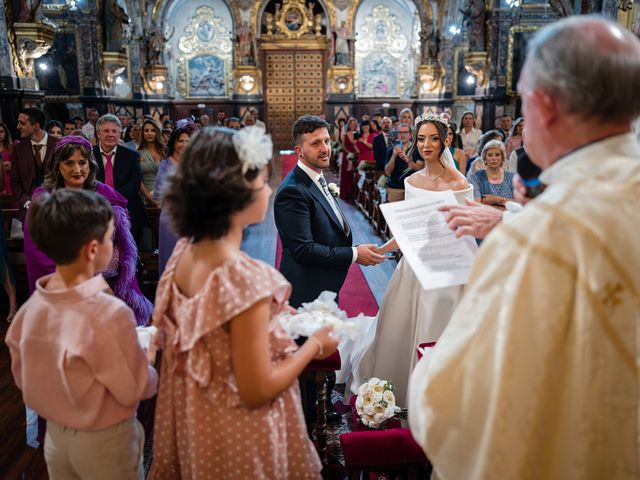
[{"xmin": 424, "ymin": 165, "xmax": 445, "ymax": 182}]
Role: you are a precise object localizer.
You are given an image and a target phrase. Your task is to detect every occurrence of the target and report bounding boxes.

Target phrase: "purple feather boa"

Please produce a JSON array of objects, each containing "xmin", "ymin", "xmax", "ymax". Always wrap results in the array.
[{"xmin": 106, "ymin": 202, "xmax": 153, "ymax": 326}]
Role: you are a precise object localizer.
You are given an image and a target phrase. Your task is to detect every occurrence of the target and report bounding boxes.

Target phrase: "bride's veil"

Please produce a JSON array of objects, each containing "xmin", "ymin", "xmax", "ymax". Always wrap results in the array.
[{"xmin": 440, "ymin": 145, "xmax": 456, "ymax": 167}]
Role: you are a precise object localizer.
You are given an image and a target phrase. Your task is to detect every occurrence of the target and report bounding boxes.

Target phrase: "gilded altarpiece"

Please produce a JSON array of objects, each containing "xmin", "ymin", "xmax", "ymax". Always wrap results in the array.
[
  {"xmin": 260, "ymin": 0, "xmax": 327, "ymax": 148},
  {"xmin": 354, "ymin": 4, "xmax": 419, "ymax": 98},
  {"xmin": 175, "ymin": 6, "xmax": 233, "ymax": 98}
]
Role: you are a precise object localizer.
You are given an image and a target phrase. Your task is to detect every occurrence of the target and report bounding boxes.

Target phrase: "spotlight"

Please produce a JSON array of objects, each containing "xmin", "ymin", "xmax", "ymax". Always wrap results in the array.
[
  {"xmin": 38, "ymin": 62, "xmax": 48, "ymax": 71},
  {"xmin": 465, "ymin": 75, "xmax": 476, "ymax": 85},
  {"xmin": 449, "ymin": 26, "xmax": 461, "ymax": 35},
  {"xmin": 155, "ymin": 81, "xmax": 164, "ymax": 91},
  {"xmin": 115, "ymin": 76, "xmax": 123, "ymax": 85}
]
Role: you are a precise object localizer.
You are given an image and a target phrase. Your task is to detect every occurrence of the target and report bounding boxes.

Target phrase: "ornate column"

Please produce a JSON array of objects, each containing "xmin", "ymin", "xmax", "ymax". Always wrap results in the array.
[{"xmin": 76, "ymin": 1, "xmax": 107, "ymax": 97}]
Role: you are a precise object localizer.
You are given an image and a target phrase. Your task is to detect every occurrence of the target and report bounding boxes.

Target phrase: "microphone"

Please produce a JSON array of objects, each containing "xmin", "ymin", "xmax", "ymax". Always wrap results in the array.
[{"xmin": 516, "ymin": 147, "xmax": 545, "ymax": 198}]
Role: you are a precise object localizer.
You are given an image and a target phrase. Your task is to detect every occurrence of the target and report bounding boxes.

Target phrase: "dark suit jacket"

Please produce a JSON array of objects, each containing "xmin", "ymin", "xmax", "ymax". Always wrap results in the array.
[
  {"xmin": 274, "ymin": 166, "xmax": 353, "ymax": 308},
  {"xmin": 93, "ymin": 144, "xmax": 147, "ymax": 234},
  {"xmin": 11, "ymin": 135, "xmax": 59, "ymax": 216},
  {"xmin": 373, "ymin": 133, "xmax": 390, "ymax": 173}
]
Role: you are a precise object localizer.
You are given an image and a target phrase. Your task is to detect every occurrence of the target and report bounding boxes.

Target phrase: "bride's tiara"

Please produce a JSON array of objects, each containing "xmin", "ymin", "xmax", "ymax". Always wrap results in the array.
[{"xmin": 414, "ymin": 112, "xmax": 449, "ymax": 129}]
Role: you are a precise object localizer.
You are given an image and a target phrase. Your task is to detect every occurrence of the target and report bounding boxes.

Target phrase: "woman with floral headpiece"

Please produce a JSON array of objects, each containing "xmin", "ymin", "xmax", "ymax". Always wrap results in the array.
[
  {"xmin": 344, "ymin": 112, "xmax": 475, "ymax": 405},
  {"xmin": 23, "ymin": 135, "xmax": 153, "ymax": 326}
]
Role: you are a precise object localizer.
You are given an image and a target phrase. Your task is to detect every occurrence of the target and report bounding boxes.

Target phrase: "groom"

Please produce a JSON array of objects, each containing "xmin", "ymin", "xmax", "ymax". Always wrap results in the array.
[
  {"xmin": 275, "ymin": 115, "xmax": 384, "ymax": 430},
  {"xmin": 274, "ymin": 115, "xmax": 384, "ymax": 308}
]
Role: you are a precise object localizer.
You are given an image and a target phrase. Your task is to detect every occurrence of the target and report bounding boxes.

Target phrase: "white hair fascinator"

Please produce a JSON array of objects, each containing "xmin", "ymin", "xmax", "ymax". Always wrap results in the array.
[
  {"xmin": 414, "ymin": 112, "xmax": 449, "ymax": 129},
  {"xmin": 232, "ymin": 126, "xmax": 273, "ymax": 174}
]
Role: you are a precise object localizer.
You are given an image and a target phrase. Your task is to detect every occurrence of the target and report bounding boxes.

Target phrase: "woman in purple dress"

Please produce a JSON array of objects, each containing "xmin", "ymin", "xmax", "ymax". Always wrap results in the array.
[
  {"xmin": 152, "ymin": 122, "xmax": 196, "ymax": 276},
  {"xmin": 23, "ymin": 136, "xmax": 153, "ymax": 325}
]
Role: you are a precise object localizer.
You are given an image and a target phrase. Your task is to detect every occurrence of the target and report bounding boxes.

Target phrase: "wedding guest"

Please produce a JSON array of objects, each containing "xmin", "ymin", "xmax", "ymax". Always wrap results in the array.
[
  {"xmin": 467, "ymin": 140, "xmax": 514, "ymax": 208},
  {"xmin": 81, "ymin": 108, "xmax": 99, "ymax": 142},
  {"xmin": 94, "ymin": 115, "xmax": 147, "ymax": 243},
  {"xmin": 46, "ymin": 121, "xmax": 63, "ymax": 139},
  {"xmin": 384, "ymin": 123, "xmax": 414, "ymax": 202},
  {"xmin": 7, "ymin": 188, "xmax": 157, "ymax": 480},
  {"xmin": 458, "ymin": 111, "xmax": 482, "ymax": 160},
  {"xmin": 356, "ymin": 120, "xmax": 374, "ymax": 167},
  {"xmin": 399, "ymin": 108, "xmax": 414, "ymax": 125},
  {"xmin": 124, "ymin": 121, "xmax": 142, "ymax": 150},
  {"xmin": 11, "ymin": 107, "xmax": 59, "ymax": 221},
  {"xmin": 149, "ymin": 126, "xmax": 338, "ymax": 479},
  {"xmin": 339, "ymin": 117, "xmax": 358, "ymax": 199},
  {"xmin": 0, "ymin": 123, "xmax": 14, "ymax": 196},
  {"xmin": 72, "ymin": 116, "xmax": 84, "ymax": 130},
  {"xmin": 409, "ymin": 16, "xmax": 640, "ymax": 478},
  {"xmin": 466, "ymin": 129, "xmax": 506, "ymax": 175},
  {"xmin": 227, "ymin": 117, "xmax": 242, "ymax": 130},
  {"xmin": 446, "ymin": 124, "xmax": 466, "ymax": 173},
  {"xmin": 153, "ymin": 122, "xmax": 196, "ymax": 275},
  {"xmin": 62, "ymin": 120, "xmax": 75, "ymax": 137},
  {"xmin": 0, "ymin": 124, "xmax": 16, "ymax": 322},
  {"xmin": 161, "ymin": 128, "xmax": 171, "ymax": 146},
  {"xmin": 505, "ymin": 117, "xmax": 524, "ymax": 158},
  {"xmin": 138, "ymin": 119, "xmax": 166, "ymax": 207}
]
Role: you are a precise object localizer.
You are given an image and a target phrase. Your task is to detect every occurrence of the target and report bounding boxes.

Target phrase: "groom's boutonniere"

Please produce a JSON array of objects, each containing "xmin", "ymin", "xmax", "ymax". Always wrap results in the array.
[{"xmin": 327, "ymin": 183, "xmax": 340, "ymax": 198}]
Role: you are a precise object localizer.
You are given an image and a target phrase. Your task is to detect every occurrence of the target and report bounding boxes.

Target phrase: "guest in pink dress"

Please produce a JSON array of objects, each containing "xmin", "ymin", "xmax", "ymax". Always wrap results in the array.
[
  {"xmin": 339, "ymin": 117, "xmax": 358, "ymax": 199},
  {"xmin": 149, "ymin": 126, "xmax": 339, "ymax": 479}
]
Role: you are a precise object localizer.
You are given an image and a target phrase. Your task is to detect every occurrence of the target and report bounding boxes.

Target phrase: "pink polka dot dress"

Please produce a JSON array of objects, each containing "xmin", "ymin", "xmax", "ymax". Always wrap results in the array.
[{"xmin": 149, "ymin": 240, "xmax": 322, "ymax": 479}]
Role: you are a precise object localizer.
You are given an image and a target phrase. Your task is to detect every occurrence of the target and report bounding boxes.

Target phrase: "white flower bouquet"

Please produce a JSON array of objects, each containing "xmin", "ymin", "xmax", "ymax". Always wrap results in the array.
[
  {"xmin": 355, "ymin": 378, "xmax": 404, "ymax": 429},
  {"xmin": 279, "ymin": 291, "xmax": 369, "ymax": 341}
]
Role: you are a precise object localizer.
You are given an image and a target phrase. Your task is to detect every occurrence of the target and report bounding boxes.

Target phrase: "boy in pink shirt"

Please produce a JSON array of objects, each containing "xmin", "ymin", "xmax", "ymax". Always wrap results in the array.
[{"xmin": 6, "ymin": 189, "xmax": 158, "ymax": 480}]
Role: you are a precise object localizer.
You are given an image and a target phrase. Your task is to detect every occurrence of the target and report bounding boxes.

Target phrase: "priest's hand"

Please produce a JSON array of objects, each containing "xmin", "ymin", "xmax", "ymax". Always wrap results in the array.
[
  {"xmin": 356, "ymin": 244, "xmax": 386, "ymax": 266},
  {"xmin": 439, "ymin": 198, "xmax": 503, "ymax": 239}
]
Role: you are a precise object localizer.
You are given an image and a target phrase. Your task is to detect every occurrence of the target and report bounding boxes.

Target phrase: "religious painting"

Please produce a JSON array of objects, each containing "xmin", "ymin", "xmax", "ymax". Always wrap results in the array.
[
  {"xmin": 507, "ymin": 26, "xmax": 538, "ymax": 96},
  {"xmin": 360, "ymin": 52, "xmax": 398, "ymax": 97},
  {"xmin": 187, "ymin": 54, "xmax": 226, "ymax": 97},
  {"xmin": 285, "ymin": 8, "xmax": 304, "ymax": 31},
  {"xmin": 196, "ymin": 20, "xmax": 215, "ymax": 42},
  {"xmin": 175, "ymin": 5, "xmax": 233, "ymax": 98},
  {"xmin": 454, "ymin": 48, "xmax": 475, "ymax": 98},
  {"xmin": 354, "ymin": 4, "xmax": 417, "ymax": 98},
  {"xmin": 35, "ymin": 32, "xmax": 80, "ymax": 95}
]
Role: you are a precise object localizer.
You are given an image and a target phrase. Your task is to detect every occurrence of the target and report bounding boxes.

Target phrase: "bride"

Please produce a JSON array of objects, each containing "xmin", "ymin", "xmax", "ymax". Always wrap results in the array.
[{"xmin": 346, "ymin": 112, "xmax": 473, "ymax": 405}]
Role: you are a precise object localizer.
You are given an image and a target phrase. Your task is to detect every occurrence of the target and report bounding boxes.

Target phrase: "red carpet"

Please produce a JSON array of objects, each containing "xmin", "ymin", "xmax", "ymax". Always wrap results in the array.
[{"xmin": 276, "ymin": 153, "xmax": 378, "ymax": 317}]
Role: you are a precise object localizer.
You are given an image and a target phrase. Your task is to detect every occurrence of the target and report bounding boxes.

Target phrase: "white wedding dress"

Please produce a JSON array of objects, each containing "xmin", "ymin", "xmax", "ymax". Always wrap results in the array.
[{"xmin": 345, "ymin": 178, "xmax": 474, "ymax": 405}]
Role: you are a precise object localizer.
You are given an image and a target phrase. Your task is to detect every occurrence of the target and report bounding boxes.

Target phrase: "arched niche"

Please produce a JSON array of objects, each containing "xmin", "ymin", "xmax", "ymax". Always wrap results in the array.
[
  {"xmin": 354, "ymin": 0, "xmax": 421, "ymax": 98},
  {"xmin": 160, "ymin": 0, "xmax": 235, "ymax": 99}
]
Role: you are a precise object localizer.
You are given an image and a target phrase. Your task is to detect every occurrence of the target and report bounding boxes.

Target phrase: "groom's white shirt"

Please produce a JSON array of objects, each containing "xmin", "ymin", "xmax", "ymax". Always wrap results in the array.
[{"xmin": 296, "ymin": 160, "xmax": 358, "ymax": 264}]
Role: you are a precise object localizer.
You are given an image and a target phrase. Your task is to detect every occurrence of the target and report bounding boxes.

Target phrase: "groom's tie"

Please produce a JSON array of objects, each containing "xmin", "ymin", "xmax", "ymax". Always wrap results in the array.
[{"xmin": 318, "ymin": 176, "xmax": 351, "ymax": 236}]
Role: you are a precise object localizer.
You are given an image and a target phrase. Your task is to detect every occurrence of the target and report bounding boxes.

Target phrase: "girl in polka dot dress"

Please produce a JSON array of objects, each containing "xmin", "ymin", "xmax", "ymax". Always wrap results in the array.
[{"xmin": 148, "ymin": 127, "xmax": 339, "ymax": 479}]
